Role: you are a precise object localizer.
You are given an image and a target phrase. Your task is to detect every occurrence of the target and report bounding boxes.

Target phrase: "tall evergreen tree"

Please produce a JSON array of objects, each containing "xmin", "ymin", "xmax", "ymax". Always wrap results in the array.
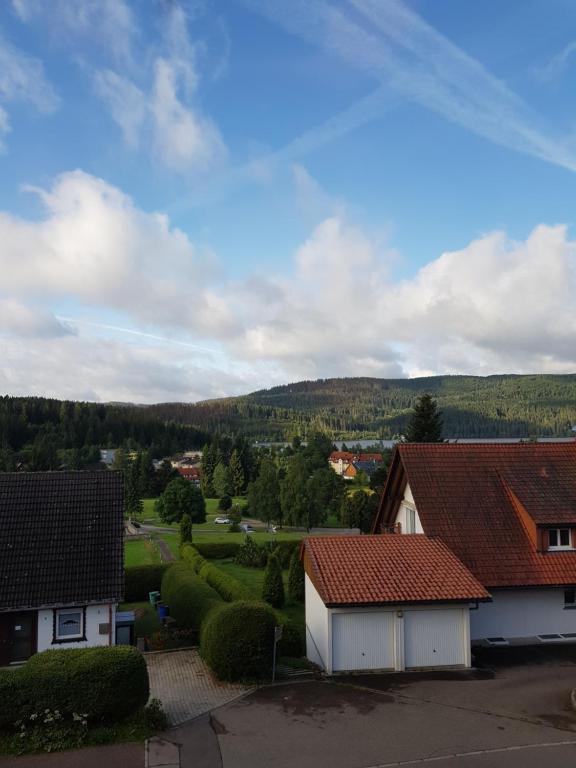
[
  {"xmin": 287, "ymin": 549, "xmax": 305, "ymax": 602},
  {"xmin": 125, "ymin": 459, "xmax": 143, "ymax": 519},
  {"xmin": 262, "ymin": 552, "xmax": 285, "ymax": 608},
  {"xmin": 405, "ymin": 394, "xmax": 444, "ymax": 443},
  {"xmin": 280, "ymin": 454, "xmax": 310, "ymax": 527},
  {"xmin": 200, "ymin": 442, "xmax": 217, "ymax": 497},
  {"xmin": 229, "ymin": 449, "xmax": 245, "ymax": 495},
  {"xmin": 247, "ymin": 457, "xmax": 280, "ymax": 526},
  {"xmin": 213, "ymin": 461, "xmax": 234, "ymax": 498},
  {"xmin": 180, "ymin": 513, "xmax": 192, "ymax": 544}
]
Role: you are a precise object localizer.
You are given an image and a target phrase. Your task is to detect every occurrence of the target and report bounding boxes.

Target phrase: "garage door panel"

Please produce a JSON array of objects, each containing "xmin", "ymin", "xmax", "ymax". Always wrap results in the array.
[
  {"xmin": 332, "ymin": 612, "xmax": 395, "ymax": 672},
  {"xmin": 404, "ymin": 609, "xmax": 465, "ymax": 668}
]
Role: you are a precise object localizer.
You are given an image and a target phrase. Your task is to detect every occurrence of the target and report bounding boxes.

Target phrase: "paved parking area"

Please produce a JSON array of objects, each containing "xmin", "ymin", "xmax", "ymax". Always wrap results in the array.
[{"xmin": 145, "ymin": 649, "xmax": 251, "ymax": 726}]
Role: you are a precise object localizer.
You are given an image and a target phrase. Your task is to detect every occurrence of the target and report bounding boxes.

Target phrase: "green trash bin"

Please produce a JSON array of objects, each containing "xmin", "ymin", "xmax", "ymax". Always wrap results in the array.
[{"xmin": 149, "ymin": 590, "xmax": 161, "ymax": 607}]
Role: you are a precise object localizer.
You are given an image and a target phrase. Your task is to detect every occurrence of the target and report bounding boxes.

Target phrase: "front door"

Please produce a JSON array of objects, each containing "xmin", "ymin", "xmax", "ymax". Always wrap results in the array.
[{"xmin": 0, "ymin": 612, "xmax": 37, "ymax": 665}]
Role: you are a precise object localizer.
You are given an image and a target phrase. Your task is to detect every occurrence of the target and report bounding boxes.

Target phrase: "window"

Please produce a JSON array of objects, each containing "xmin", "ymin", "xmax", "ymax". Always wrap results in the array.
[
  {"xmin": 54, "ymin": 609, "xmax": 84, "ymax": 642},
  {"xmin": 565, "ymin": 589, "xmax": 576, "ymax": 608},
  {"xmin": 549, "ymin": 528, "xmax": 571, "ymax": 550},
  {"xmin": 406, "ymin": 507, "xmax": 416, "ymax": 534}
]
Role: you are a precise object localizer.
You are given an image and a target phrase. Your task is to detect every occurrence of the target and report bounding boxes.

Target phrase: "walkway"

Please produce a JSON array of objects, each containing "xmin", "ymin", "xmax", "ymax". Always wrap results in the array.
[{"xmin": 145, "ymin": 649, "xmax": 251, "ymax": 726}]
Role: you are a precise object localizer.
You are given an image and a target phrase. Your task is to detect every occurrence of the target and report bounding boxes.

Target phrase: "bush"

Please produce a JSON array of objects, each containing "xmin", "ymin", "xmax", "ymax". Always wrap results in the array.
[
  {"xmin": 161, "ymin": 562, "xmax": 223, "ymax": 629},
  {"xmin": 262, "ymin": 552, "xmax": 285, "ymax": 608},
  {"xmin": 235, "ymin": 536, "xmax": 267, "ymax": 568},
  {"xmin": 218, "ymin": 494, "xmax": 232, "ymax": 511},
  {"xmin": 193, "ymin": 541, "xmax": 241, "ymax": 559},
  {"xmin": 182, "ymin": 544, "xmax": 251, "ymax": 602},
  {"xmin": 264, "ymin": 540, "xmax": 300, "ymax": 568},
  {"xmin": 124, "ymin": 563, "xmax": 171, "ymax": 601},
  {"xmin": 288, "ymin": 549, "xmax": 305, "ymax": 602},
  {"xmin": 200, "ymin": 601, "xmax": 276, "ymax": 682},
  {"xmin": 0, "ymin": 647, "xmax": 149, "ymax": 730},
  {"xmin": 180, "ymin": 513, "xmax": 192, "ymax": 544}
]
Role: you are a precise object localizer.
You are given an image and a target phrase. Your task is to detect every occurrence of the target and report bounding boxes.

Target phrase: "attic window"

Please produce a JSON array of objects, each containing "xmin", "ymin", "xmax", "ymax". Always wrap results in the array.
[{"xmin": 549, "ymin": 529, "xmax": 571, "ymax": 550}]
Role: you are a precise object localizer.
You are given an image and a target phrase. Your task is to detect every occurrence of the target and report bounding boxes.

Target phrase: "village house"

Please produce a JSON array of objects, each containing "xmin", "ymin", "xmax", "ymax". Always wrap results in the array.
[
  {"xmin": 304, "ymin": 443, "xmax": 576, "ymax": 674},
  {"xmin": 329, "ymin": 450, "xmax": 383, "ymax": 476},
  {"xmin": 176, "ymin": 466, "xmax": 202, "ymax": 485},
  {"xmin": 0, "ymin": 471, "xmax": 124, "ymax": 666}
]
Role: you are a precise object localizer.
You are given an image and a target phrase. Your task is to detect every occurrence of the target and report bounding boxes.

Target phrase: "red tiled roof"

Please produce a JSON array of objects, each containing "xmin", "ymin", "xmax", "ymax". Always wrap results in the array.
[
  {"xmin": 177, "ymin": 467, "xmax": 201, "ymax": 478},
  {"xmin": 329, "ymin": 451, "xmax": 383, "ymax": 462},
  {"xmin": 303, "ymin": 534, "xmax": 489, "ymax": 606},
  {"xmin": 376, "ymin": 443, "xmax": 576, "ymax": 588},
  {"xmin": 330, "ymin": 452, "xmax": 354, "ymax": 461}
]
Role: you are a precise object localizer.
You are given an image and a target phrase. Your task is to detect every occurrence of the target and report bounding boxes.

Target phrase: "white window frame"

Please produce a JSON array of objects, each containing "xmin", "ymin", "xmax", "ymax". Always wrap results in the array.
[
  {"xmin": 54, "ymin": 609, "xmax": 84, "ymax": 641},
  {"xmin": 548, "ymin": 528, "xmax": 572, "ymax": 551},
  {"xmin": 401, "ymin": 502, "xmax": 417, "ymax": 534}
]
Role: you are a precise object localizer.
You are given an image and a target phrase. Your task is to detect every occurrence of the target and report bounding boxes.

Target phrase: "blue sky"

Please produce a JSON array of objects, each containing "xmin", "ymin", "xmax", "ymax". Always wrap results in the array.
[{"xmin": 1, "ymin": 0, "xmax": 576, "ymax": 403}]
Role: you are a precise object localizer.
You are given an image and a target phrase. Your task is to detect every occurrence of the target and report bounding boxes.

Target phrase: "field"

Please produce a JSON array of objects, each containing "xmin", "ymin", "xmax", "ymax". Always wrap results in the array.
[
  {"xmin": 215, "ymin": 559, "xmax": 304, "ymax": 630},
  {"xmin": 124, "ymin": 537, "xmax": 161, "ymax": 567}
]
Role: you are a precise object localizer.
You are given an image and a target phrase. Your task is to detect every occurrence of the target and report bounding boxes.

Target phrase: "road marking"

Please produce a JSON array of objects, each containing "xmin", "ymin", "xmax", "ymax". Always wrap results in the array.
[{"xmin": 363, "ymin": 739, "xmax": 576, "ymax": 767}]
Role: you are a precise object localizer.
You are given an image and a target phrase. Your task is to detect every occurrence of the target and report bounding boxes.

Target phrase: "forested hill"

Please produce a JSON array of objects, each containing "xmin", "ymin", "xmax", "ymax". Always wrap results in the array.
[{"xmin": 145, "ymin": 374, "xmax": 576, "ymax": 440}]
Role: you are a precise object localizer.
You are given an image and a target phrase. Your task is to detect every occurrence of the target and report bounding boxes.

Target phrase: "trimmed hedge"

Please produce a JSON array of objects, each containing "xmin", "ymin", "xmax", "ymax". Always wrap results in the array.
[
  {"xmin": 124, "ymin": 563, "xmax": 171, "ymax": 602},
  {"xmin": 0, "ymin": 646, "xmax": 149, "ymax": 730},
  {"xmin": 200, "ymin": 601, "xmax": 277, "ymax": 681},
  {"xmin": 193, "ymin": 542, "xmax": 241, "ymax": 559},
  {"xmin": 182, "ymin": 544, "xmax": 251, "ymax": 602},
  {"xmin": 161, "ymin": 561, "xmax": 223, "ymax": 629}
]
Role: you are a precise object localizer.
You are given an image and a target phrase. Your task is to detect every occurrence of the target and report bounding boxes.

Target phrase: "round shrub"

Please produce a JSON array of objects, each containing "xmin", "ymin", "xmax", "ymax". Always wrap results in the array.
[
  {"xmin": 161, "ymin": 561, "xmax": 223, "ymax": 629},
  {"xmin": 200, "ymin": 601, "xmax": 276, "ymax": 682},
  {"xmin": 0, "ymin": 646, "xmax": 149, "ymax": 728}
]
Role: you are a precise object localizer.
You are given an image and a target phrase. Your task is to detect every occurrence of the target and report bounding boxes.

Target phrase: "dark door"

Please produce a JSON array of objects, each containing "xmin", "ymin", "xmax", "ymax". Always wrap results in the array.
[{"xmin": 0, "ymin": 612, "xmax": 37, "ymax": 665}]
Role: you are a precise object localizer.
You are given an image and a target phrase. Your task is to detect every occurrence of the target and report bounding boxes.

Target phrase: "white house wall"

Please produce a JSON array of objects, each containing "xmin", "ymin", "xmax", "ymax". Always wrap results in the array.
[
  {"xmin": 305, "ymin": 575, "xmax": 330, "ymax": 669},
  {"xmin": 470, "ymin": 589, "xmax": 576, "ymax": 642},
  {"xmin": 37, "ymin": 604, "xmax": 115, "ymax": 653},
  {"xmin": 394, "ymin": 483, "xmax": 424, "ymax": 534}
]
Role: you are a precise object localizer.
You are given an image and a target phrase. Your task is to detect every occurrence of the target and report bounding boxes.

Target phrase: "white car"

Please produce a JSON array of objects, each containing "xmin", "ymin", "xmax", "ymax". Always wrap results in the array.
[{"xmin": 214, "ymin": 516, "xmax": 232, "ymax": 524}]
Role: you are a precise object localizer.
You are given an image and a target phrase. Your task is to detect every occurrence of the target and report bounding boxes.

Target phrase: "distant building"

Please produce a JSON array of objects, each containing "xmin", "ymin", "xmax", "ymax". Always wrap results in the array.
[
  {"xmin": 342, "ymin": 460, "xmax": 379, "ymax": 481},
  {"xmin": 100, "ymin": 448, "xmax": 116, "ymax": 466},
  {"xmin": 177, "ymin": 467, "xmax": 202, "ymax": 485},
  {"xmin": 329, "ymin": 451, "xmax": 383, "ymax": 476}
]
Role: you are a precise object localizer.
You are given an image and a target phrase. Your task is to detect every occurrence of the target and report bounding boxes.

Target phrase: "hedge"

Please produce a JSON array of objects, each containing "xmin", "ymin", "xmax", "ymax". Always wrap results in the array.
[
  {"xmin": 193, "ymin": 542, "xmax": 241, "ymax": 559},
  {"xmin": 200, "ymin": 601, "xmax": 277, "ymax": 682},
  {"xmin": 161, "ymin": 561, "xmax": 223, "ymax": 629},
  {"xmin": 182, "ymin": 544, "xmax": 251, "ymax": 602},
  {"xmin": 124, "ymin": 563, "xmax": 171, "ymax": 601},
  {"xmin": 0, "ymin": 646, "xmax": 149, "ymax": 730}
]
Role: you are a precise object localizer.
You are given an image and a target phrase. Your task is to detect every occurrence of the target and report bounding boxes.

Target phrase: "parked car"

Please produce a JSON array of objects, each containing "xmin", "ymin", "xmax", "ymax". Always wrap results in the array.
[
  {"xmin": 240, "ymin": 523, "xmax": 254, "ymax": 533},
  {"xmin": 214, "ymin": 516, "xmax": 231, "ymax": 525}
]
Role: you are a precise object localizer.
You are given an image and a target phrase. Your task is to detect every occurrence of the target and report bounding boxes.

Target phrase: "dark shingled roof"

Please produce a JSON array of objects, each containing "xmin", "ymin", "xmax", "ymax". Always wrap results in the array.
[{"xmin": 0, "ymin": 471, "xmax": 124, "ymax": 611}]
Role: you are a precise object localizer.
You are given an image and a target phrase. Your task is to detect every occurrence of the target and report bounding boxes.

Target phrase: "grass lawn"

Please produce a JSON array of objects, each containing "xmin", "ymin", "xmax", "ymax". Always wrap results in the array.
[
  {"xmin": 120, "ymin": 601, "xmax": 161, "ymax": 636},
  {"xmin": 215, "ymin": 559, "xmax": 304, "ymax": 630},
  {"xmin": 124, "ymin": 538, "xmax": 161, "ymax": 567}
]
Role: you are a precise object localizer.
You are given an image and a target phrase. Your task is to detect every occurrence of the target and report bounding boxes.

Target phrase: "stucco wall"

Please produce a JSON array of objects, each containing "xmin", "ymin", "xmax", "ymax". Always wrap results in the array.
[
  {"xmin": 394, "ymin": 483, "xmax": 424, "ymax": 534},
  {"xmin": 305, "ymin": 575, "xmax": 329, "ymax": 669},
  {"xmin": 37, "ymin": 604, "xmax": 115, "ymax": 653},
  {"xmin": 470, "ymin": 588, "xmax": 576, "ymax": 641}
]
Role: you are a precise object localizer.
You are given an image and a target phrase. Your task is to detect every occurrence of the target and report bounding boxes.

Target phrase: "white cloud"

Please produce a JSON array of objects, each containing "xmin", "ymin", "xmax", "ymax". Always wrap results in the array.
[
  {"xmin": 0, "ymin": 299, "xmax": 71, "ymax": 338},
  {"xmin": 536, "ymin": 41, "xmax": 576, "ymax": 83},
  {"xmin": 93, "ymin": 70, "xmax": 146, "ymax": 148},
  {"xmin": 0, "ymin": 170, "xmax": 232, "ymax": 335}
]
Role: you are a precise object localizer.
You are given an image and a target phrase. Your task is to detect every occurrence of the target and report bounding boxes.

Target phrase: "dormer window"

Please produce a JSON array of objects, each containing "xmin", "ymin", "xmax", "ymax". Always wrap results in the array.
[{"xmin": 549, "ymin": 528, "xmax": 571, "ymax": 550}]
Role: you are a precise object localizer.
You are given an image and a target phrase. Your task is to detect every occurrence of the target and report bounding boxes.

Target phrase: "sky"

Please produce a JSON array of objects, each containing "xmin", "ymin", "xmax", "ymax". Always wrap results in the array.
[{"xmin": 1, "ymin": 0, "xmax": 576, "ymax": 403}]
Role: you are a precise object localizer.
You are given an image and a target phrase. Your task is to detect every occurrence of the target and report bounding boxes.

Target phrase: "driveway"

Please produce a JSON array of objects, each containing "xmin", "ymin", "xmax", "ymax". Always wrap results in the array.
[{"xmin": 158, "ymin": 649, "xmax": 576, "ymax": 767}]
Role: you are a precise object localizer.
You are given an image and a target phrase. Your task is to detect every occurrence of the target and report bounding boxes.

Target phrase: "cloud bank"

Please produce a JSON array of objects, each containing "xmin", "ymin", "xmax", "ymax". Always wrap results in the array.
[{"xmin": 1, "ymin": 170, "xmax": 575, "ymax": 402}]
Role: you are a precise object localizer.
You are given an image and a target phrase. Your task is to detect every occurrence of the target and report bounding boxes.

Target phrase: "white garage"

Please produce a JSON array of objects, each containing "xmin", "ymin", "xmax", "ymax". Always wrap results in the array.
[{"xmin": 302, "ymin": 535, "xmax": 490, "ymax": 674}]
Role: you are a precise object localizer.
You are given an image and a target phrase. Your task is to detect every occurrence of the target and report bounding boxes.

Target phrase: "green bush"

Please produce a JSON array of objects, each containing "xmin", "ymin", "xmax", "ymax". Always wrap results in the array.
[
  {"xmin": 218, "ymin": 495, "xmax": 232, "ymax": 511},
  {"xmin": 200, "ymin": 601, "xmax": 276, "ymax": 681},
  {"xmin": 193, "ymin": 541, "xmax": 241, "ymax": 559},
  {"xmin": 182, "ymin": 544, "xmax": 251, "ymax": 602},
  {"xmin": 277, "ymin": 618, "xmax": 305, "ymax": 657},
  {"xmin": 235, "ymin": 536, "xmax": 267, "ymax": 568},
  {"xmin": 124, "ymin": 563, "xmax": 171, "ymax": 601},
  {"xmin": 0, "ymin": 647, "xmax": 149, "ymax": 730},
  {"xmin": 161, "ymin": 561, "xmax": 223, "ymax": 629},
  {"xmin": 262, "ymin": 552, "xmax": 285, "ymax": 608},
  {"xmin": 288, "ymin": 549, "xmax": 305, "ymax": 602},
  {"xmin": 264, "ymin": 540, "xmax": 300, "ymax": 568}
]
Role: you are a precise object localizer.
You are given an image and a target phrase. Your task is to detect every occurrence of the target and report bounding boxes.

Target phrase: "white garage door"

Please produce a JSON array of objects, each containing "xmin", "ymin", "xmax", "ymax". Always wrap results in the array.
[
  {"xmin": 332, "ymin": 611, "xmax": 395, "ymax": 672},
  {"xmin": 404, "ymin": 609, "xmax": 466, "ymax": 668}
]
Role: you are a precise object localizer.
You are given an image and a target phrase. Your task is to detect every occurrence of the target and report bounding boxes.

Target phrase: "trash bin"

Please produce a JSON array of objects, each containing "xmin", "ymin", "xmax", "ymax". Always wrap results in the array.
[
  {"xmin": 149, "ymin": 590, "xmax": 161, "ymax": 607},
  {"xmin": 157, "ymin": 603, "xmax": 169, "ymax": 619}
]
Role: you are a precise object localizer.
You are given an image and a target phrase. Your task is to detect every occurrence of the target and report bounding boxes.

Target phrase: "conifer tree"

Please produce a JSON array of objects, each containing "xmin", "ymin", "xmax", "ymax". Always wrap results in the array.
[
  {"xmin": 230, "ymin": 449, "xmax": 245, "ymax": 495},
  {"xmin": 405, "ymin": 394, "xmax": 443, "ymax": 442},
  {"xmin": 180, "ymin": 513, "xmax": 192, "ymax": 544},
  {"xmin": 287, "ymin": 549, "xmax": 304, "ymax": 602},
  {"xmin": 262, "ymin": 552, "xmax": 285, "ymax": 608}
]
